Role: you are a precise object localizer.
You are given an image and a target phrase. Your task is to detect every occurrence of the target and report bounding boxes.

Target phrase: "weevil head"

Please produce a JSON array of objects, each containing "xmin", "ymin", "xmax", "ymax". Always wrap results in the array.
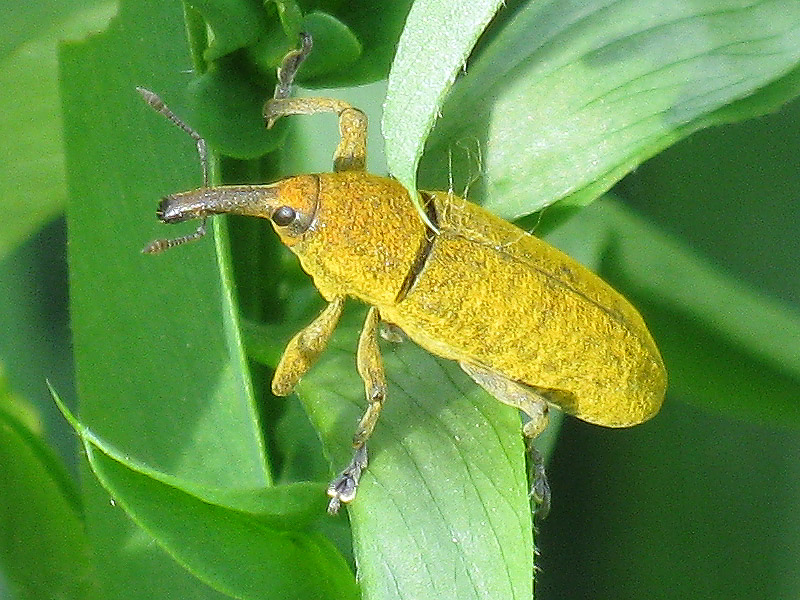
[{"xmin": 154, "ymin": 175, "xmax": 319, "ymax": 246}]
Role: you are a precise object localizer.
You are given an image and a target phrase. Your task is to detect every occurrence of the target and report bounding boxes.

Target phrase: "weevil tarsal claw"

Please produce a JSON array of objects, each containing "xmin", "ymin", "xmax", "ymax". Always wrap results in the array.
[
  {"xmin": 327, "ymin": 445, "xmax": 368, "ymax": 515},
  {"xmin": 273, "ymin": 32, "xmax": 313, "ymax": 102},
  {"xmin": 266, "ymin": 32, "xmax": 313, "ymax": 128},
  {"xmin": 528, "ymin": 443, "xmax": 551, "ymax": 521}
]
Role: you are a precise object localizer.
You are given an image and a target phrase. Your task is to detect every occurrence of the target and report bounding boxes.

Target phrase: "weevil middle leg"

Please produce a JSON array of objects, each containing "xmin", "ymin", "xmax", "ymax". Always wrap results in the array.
[
  {"xmin": 353, "ymin": 307, "xmax": 388, "ymax": 447},
  {"xmin": 327, "ymin": 307, "xmax": 388, "ymax": 514},
  {"xmin": 460, "ymin": 361, "xmax": 552, "ymax": 518}
]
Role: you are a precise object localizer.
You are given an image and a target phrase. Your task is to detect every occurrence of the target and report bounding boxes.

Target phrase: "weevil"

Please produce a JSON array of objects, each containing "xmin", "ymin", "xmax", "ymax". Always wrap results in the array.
[{"xmin": 140, "ymin": 34, "xmax": 666, "ymax": 515}]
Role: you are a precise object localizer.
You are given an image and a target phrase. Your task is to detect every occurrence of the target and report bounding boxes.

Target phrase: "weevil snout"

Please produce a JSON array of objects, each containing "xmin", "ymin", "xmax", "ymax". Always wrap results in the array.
[
  {"xmin": 156, "ymin": 186, "xmax": 282, "ymax": 224},
  {"xmin": 144, "ymin": 185, "xmax": 281, "ymax": 254},
  {"xmin": 144, "ymin": 176, "xmax": 320, "ymax": 254}
]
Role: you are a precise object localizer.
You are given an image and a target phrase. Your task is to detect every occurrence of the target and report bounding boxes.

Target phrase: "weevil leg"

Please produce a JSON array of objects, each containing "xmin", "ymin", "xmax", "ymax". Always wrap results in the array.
[
  {"xmin": 273, "ymin": 32, "xmax": 313, "ymax": 102},
  {"xmin": 265, "ymin": 98, "xmax": 368, "ymax": 172},
  {"xmin": 326, "ymin": 445, "xmax": 367, "ymax": 516},
  {"xmin": 327, "ymin": 307, "xmax": 387, "ymax": 514},
  {"xmin": 459, "ymin": 361, "xmax": 552, "ymax": 519},
  {"xmin": 271, "ymin": 296, "xmax": 345, "ymax": 397},
  {"xmin": 353, "ymin": 307, "xmax": 388, "ymax": 446},
  {"xmin": 263, "ymin": 35, "xmax": 367, "ymax": 172}
]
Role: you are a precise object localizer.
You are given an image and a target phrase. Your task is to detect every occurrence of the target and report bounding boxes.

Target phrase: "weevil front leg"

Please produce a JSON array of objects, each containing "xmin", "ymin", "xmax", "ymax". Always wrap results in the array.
[
  {"xmin": 263, "ymin": 35, "xmax": 367, "ymax": 172},
  {"xmin": 265, "ymin": 98, "xmax": 367, "ymax": 172},
  {"xmin": 327, "ymin": 307, "xmax": 387, "ymax": 514},
  {"xmin": 271, "ymin": 296, "xmax": 345, "ymax": 397},
  {"xmin": 460, "ymin": 362, "xmax": 552, "ymax": 519}
]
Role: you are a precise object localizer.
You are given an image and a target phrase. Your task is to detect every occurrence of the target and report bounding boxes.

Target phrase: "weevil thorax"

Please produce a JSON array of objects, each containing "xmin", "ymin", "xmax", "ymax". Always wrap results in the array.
[{"xmin": 276, "ymin": 171, "xmax": 428, "ymax": 305}]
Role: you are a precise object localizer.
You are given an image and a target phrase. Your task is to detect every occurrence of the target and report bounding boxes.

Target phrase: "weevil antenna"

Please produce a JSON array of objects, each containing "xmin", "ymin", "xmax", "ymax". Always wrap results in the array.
[
  {"xmin": 136, "ymin": 87, "xmax": 210, "ymax": 188},
  {"xmin": 142, "ymin": 217, "xmax": 208, "ymax": 254}
]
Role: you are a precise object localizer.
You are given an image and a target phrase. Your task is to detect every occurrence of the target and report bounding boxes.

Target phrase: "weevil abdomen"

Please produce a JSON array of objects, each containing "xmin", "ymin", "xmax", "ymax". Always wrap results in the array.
[{"xmin": 384, "ymin": 193, "xmax": 665, "ymax": 427}]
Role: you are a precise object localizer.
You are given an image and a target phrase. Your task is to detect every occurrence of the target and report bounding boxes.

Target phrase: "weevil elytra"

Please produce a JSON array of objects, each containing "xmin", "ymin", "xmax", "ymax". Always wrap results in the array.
[{"xmin": 141, "ymin": 34, "xmax": 666, "ymax": 515}]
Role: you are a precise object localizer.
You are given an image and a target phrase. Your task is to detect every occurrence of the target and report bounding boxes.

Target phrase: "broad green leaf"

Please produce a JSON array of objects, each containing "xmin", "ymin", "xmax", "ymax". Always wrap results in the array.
[
  {"xmin": 413, "ymin": 0, "xmax": 800, "ymax": 220},
  {"xmin": 0, "ymin": 1, "xmax": 116, "ymax": 261},
  {"xmin": 383, "ymin": 0, "xmax": 506, "ymax": 222},
  {"xmin": 51, "ymin": 390, "xmax": 357, "ymax": 600},
  {"xmin": 0, "ymin": 398, "xmax": 101, "ymax": 600},
  {"xmin": 296, "ymin": 319, "xmax": 538, "ymax": 600},
  {"xmin": 60, "ymin": 1, "xmax": 269, "ymax": 597},
  {"xmin": 85, "ymin": 443, "xmax": 357, "ymax": 600}
]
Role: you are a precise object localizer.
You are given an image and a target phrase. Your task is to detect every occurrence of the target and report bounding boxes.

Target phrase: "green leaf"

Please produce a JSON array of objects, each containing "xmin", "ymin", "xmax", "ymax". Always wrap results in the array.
[
  {"xmin": 298, "ymin": 0, "xmax": 416, "ymax": 87},
  {"xmin": 296, "ymin": 318, "xmax": 539, "ymax": 600},
  {"xmin": 0, "ymin": 1, "xmax": 116, "ymax": 261},
  {"xmin": 383, "ymin": 0, "xmax": 506, "ymax": 223},
  {"xmin": 0, "ymin": 397, "xmax": 101, "ymax": 600},
  {"xmin": 186, "ymin": 0, "xmax": 266, "ymax": 62},
  {"xmin": 186, "ymin": 54, "xmax": 286, "ymax": 159},
  {"xmin": 60, "ymin": 1, "xmax": 271, "ymax": 597},
  {"xmin": 294, "ymin": 11, "xmax": 362, "ymax": 80},
  {"xmin": 272, "ymin": 0, "xmax": 303, "ymax": 40},
  {"xmin": 415, "ymin": 0, "xmax": 800, "ymax": 220},
  {"xmin": 51, "ymin": 388, "xmax": 357, "ymax": 600},
  {"xmin": 85, "ymin": 444, "xmax": 357, "ymax": 600}
]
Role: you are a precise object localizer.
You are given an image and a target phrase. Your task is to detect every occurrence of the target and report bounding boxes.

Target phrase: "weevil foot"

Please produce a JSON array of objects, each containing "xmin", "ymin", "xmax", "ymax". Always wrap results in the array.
[
  {"xmin": 529, "ymin": 443, "xmax": 551, "ymax": 521},
  {"xmin": 327, "ymin": 445, "xmax": 368, "ymax": 515}
]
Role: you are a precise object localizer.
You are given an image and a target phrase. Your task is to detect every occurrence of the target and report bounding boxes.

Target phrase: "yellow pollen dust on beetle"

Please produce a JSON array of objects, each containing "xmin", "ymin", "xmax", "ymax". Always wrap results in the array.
[{"xmin": 139, "ymin": 33, "xmax": 667, "ymax": 516}]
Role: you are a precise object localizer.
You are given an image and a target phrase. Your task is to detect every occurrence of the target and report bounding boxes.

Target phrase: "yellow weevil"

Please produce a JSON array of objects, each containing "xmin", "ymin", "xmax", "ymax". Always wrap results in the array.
[{"xmin": 140, "ymin": 35, "xmax": 666, "ymax": 515}]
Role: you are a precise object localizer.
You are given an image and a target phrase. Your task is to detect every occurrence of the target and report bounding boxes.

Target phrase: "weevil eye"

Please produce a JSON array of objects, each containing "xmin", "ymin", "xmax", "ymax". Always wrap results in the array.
[{"xmin": 271, "ymin": 205, "xmax": 296, "ymax": 226}]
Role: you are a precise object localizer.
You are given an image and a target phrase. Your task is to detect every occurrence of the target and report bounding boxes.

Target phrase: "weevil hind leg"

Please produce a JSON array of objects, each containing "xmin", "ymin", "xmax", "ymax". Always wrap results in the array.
[
  {"xmin": 327, "ymin": 307, "xmax": 387, "ymax": 514},
  {"xmin": 459, "ymin": 361, "xmax": 552, "ymax": 519}
]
